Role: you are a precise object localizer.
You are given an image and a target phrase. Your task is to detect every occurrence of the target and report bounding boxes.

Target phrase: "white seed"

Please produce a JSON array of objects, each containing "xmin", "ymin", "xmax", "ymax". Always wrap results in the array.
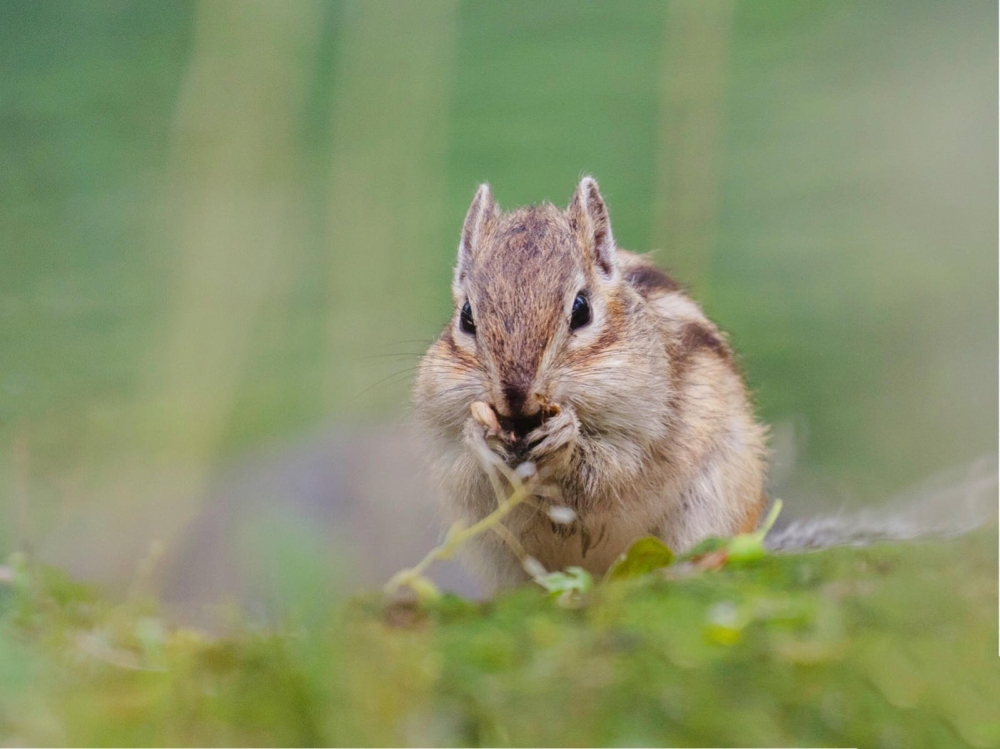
[
  {"xmin": 514, "ymin": 461, "xmax": 537, "ymax": 480},
  {"xmin": 547, "ymin": 505, "xmax": 577, "ymax": 525},
  {"xmin": 470, "ymin": 400, "xmax": 499, "ymax": 431}
]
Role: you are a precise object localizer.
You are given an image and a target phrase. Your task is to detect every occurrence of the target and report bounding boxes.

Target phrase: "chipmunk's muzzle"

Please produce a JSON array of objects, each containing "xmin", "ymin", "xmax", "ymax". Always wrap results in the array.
[
  {"xmin": 495, "ymin": 382, "xmax": 548, "ymax": 441},
  {"xmin": 471, "ymin": 385, "xmax": 562, "ymax": 463},
  {"xmin": 497, "ymin": 411, "xmax": 546, "ymax": 443},
  {"xmin": 493, "ymin": 392, "xmax": 561, "ymax": 461}
]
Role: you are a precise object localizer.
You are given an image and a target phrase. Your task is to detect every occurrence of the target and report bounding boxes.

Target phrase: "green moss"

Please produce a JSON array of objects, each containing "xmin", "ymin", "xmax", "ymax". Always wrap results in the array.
[{"xmin": 2, "ymin": 530, "xmax": 997, "ymax": 746}]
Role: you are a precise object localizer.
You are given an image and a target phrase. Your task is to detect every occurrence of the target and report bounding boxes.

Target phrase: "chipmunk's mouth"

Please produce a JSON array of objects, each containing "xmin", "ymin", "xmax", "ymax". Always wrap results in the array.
[
  {"xmin": 497, "ymin": 411, "xmax": 546, "ymax": 443},
  {"xmin": 470, "ymin": 398, "xmax": 560, "ymax": 461}
]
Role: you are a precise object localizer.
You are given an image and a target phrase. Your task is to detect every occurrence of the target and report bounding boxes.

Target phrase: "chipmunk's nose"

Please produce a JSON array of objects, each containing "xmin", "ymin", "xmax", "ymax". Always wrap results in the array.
[
  {"xmin": 501, "ymin": 378, "xmax": 542, "ymax": 418},
  {"xmin": 502, "ymin": 384, "xmax": 529, "ymax": 417}
]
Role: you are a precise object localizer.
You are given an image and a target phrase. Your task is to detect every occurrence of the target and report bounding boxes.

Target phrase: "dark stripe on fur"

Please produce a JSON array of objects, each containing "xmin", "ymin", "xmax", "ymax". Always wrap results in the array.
[
  {"xmin": 625, "ymin": 264, "xmax": 680, "ymax": 296},
  {"xmin": 680, "ymin": 321, "xmax": 730, "ymax": 361}
]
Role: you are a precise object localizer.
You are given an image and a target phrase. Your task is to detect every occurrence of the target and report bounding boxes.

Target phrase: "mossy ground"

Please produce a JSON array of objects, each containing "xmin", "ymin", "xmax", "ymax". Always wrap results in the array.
[
  {"xmin": 0, "ymin": 4, "xmax": 994, "ymax": 745},
  {"xmin": 1, "ymin": 529, "xmax": 996, "ymax": 747}
]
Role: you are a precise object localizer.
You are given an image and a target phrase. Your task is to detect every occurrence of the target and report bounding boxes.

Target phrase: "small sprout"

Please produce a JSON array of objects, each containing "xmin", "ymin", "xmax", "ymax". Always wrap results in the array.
[
  {"xmin": 680, "ymin": 499, "xmax": 784, "ymax": 569},
  {"xmin": 534, "ymin": 566, "xmax": 593, "ymax": 607},
  {"xmin": 727, "ymin": 499, "xmax": 783, "ymax": 564},
  {"xmin": 726, "ymin": 533, "xmax": 766, "ymax": 563},
  {"xmin": 758, "ymin": 498, "xmax": 783, "ymax": 536},
  {"xmin": 515, "ymin": 461, "xmax": 537, "ymax": 480},
  {"xmin": 546, "ymin": 505, "xmax": 576, "ymax": 525}
]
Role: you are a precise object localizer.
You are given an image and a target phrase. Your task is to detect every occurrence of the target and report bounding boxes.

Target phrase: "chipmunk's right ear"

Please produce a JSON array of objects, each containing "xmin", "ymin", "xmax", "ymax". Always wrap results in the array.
[
  {"xmin": 568, "ymin": 176, "xmax": 617, "ymax": 278},
  {"xmin": 456, "ymin": 183, "xmax": 498, "ymax": 286}
]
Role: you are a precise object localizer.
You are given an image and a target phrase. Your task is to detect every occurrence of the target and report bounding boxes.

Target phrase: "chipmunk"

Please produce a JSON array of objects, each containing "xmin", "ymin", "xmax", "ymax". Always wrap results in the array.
[{"xmin": 414, "ymin": 177, "xmax": 768, "ymax": 590}]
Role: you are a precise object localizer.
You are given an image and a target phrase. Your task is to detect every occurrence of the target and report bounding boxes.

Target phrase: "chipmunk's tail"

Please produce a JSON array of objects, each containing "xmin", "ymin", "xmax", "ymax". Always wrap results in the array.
[{"xmin": 764, "ymin": 454, "xmax": 998, "ymax": 553}]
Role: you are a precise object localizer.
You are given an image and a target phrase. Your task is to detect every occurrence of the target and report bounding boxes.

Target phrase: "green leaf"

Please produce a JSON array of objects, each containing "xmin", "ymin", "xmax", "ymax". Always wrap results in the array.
[
  {"xmin": 534, "ymin": 567, "xmax": 594, "ymax": 606},
  {"xmin": 678, "ymin": 536, "xmax": 727, "ymax": 562},
  {"xmin": 725, "ymin": 534, "xmax": 766, "ymax": 563},
  {"xmin": 605, "ymin": 536, "xmax": 675, "ymax": 582}
]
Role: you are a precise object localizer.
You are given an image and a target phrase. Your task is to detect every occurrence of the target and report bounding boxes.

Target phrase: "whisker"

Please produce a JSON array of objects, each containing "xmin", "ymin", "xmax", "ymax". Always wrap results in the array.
[
  {"xmin": 359, "ymin": 352, "xmax": 425, "ymax": 362},
  {"xmin": 368, "ymin": 338, "xmax": 437, "ymax": 350}
]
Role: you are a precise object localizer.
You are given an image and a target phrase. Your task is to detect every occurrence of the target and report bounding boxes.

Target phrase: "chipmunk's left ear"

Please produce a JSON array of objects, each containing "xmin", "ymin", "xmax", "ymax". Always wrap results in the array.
[
  {"xmin": 568, "ymin": 176, "xmax": 617, "ymax": 278},
  {"xmin": 455, "ymin": 183, "xmax": 498, "ymax": 288}
]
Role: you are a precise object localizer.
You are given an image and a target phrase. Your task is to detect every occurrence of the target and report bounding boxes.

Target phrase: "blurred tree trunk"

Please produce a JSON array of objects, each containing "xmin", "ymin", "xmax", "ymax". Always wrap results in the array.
[
  {"xmin": 324, "ymin": 0, "xmax": 458, "ymax": 415},
  {"xmin": 651, "ymin": 0, "xmax": 735, "ymax": 289},
  {"xmin": 41, "ymin": 0, "xmax": 323, "ymax": 584},
  {"xmin": 149, "ymin": 0, "xmax": 321, "ymax": 460}
]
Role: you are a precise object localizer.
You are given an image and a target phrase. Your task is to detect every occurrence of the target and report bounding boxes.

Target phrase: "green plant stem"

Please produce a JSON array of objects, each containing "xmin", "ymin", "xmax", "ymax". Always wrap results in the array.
[{"xmin": 384, "ymin": 482, "xmax": 531, "ymax": 596}]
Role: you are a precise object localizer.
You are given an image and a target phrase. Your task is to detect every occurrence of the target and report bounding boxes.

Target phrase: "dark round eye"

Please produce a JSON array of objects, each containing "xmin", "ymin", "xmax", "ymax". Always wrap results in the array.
[
  {"xmin": 570, "ymin": 293, "xmax": 591, "ymax": 330},
  {"xmin": 460, "ymin": 300, "xmax": 476, "ymax": 335}
]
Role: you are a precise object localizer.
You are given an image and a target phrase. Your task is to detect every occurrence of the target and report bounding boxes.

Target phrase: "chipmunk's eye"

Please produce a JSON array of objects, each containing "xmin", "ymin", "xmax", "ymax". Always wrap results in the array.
[
  {"xmin": 460, "ymin": 300, "xmax": 476, "ymax": 335},
  {"xmin": 570, "ymin": 293, "xmax": 591, "ymax": 330}
]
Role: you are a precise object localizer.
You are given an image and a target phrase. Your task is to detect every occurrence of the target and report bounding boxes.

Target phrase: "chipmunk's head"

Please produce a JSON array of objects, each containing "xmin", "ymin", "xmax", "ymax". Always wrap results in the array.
[{"xmin": 431, "ymin": 176, "xmax": 637, "ymax": 442}]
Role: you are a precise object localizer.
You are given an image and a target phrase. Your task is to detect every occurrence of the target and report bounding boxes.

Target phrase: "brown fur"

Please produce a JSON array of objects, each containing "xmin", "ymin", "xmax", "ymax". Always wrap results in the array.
[{"xmin": 415, "ymin": 177, "xmax": 769, "ymax": 591}]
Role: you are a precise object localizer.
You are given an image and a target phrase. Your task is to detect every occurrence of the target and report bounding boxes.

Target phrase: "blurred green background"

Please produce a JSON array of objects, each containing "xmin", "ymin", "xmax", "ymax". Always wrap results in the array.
[{"xmin": 0, "ymin": 0, "xmax": 995, "ymax": 575}]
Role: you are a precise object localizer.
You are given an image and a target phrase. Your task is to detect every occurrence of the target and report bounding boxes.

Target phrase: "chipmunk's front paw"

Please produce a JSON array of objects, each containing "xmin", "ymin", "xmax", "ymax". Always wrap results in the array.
[
  {"xmin": 525, "ymin": 407, "xmax": 579, "ymax": 466},
  {"xmin": 463, "ymin": 409, "xmax": 510, "ymax": 467}
]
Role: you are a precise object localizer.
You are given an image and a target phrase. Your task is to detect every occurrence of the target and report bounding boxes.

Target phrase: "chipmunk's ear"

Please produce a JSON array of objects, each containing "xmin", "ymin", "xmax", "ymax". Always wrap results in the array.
[
  {"xmin": 568, "ymin": 176, "xmax": 616, "ymax": 278},
  {"xmin": 455, "ymin": 183, "xmax": 498, "ymax": 286}
]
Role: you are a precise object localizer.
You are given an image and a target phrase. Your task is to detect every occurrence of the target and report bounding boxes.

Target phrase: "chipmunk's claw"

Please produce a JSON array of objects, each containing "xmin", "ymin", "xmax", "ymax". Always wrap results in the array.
[{"xmin": 524, "ymin": 406, "xmax": 579, "ymax": 464}]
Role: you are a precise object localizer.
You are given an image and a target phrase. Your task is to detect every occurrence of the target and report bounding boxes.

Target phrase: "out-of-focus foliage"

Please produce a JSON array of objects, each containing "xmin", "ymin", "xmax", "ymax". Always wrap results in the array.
[
  {"xmin": 0, "ymin": 1, "xmax": 995, "ymax": 558},
  {"xmin": 0, "ymin": 3, "xmax": 995, "ymax": 744},
  {"xmin": 1, "ymin": 531, "xmax": 997, "ymax": 746},
  {"xmin": 606, "ymin": 536, "xmax": 675, "ymax": 582}
]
